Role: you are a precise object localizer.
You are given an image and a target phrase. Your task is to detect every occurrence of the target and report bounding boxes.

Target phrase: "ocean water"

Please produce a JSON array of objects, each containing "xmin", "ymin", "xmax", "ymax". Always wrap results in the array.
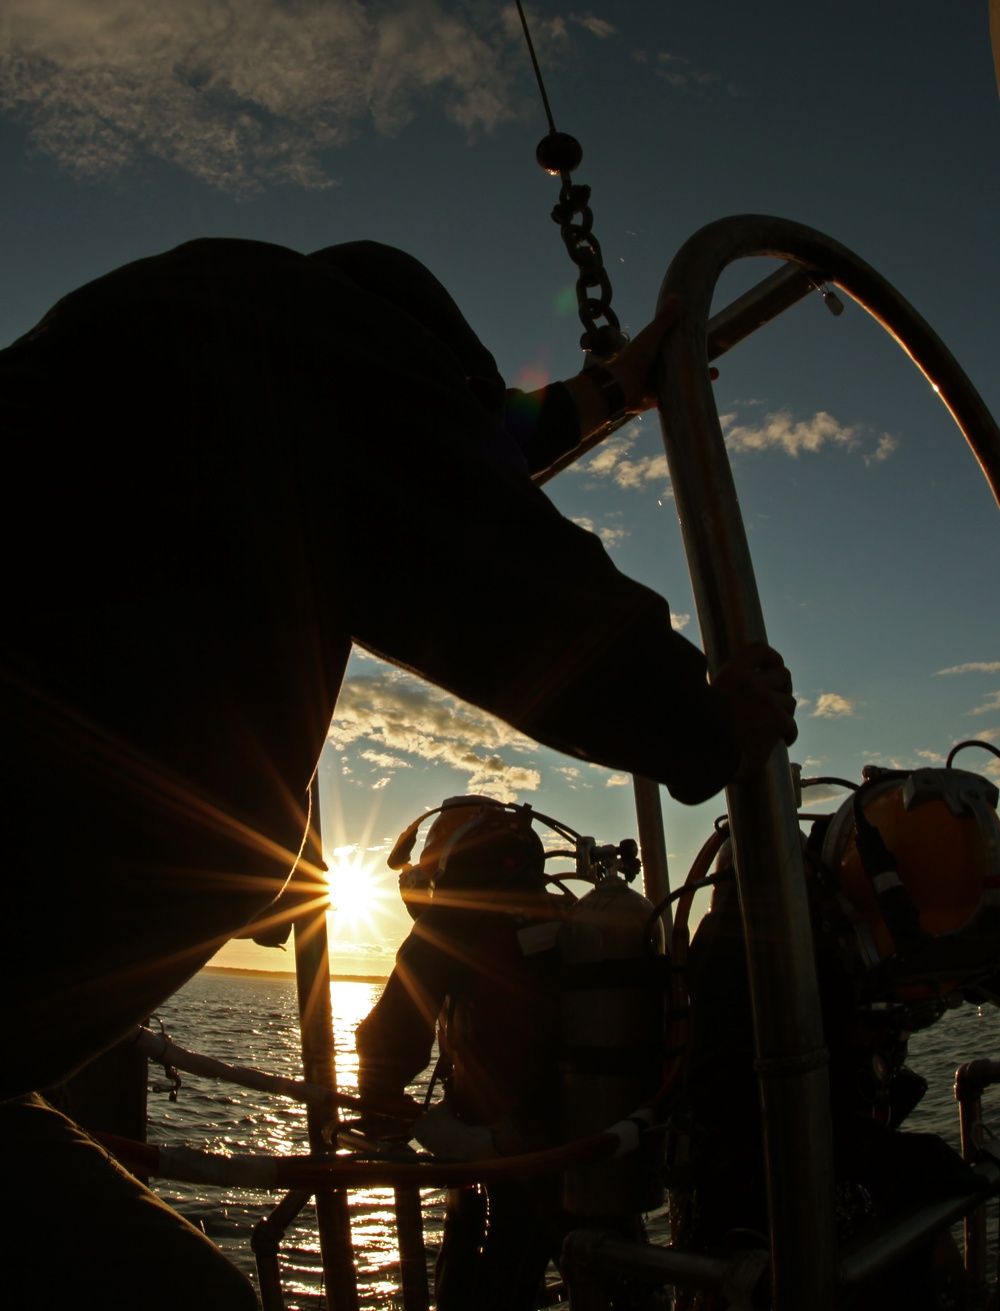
[
  {"xmin": 151, "ymin": 971, "xmax": 439, "ymax": 1309},
  {"xmin": 149, "ymin": 970, "xmax": 1000, "ymax": 1309}
]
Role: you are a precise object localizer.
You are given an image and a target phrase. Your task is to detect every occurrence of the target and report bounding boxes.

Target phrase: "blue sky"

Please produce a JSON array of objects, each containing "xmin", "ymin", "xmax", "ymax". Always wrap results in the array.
[{"xmin": 2, "ymin": 2, "xmax": 998, "ymax": 973}]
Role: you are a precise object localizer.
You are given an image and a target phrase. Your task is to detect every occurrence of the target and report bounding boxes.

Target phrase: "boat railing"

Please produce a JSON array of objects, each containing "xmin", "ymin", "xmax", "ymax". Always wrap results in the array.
[
  {"xmin": 649, "ymin": 214, "xmax": 1000, "ymax": 1311},
  {"xmin": 116, "ymin": 940, "xmax": 1000, "ymax": 1310},
  {"xmin": 561, "ymin": 1155, "xmax": 1000, "ymax": 1310},
  {"xmin": 119, "ymin": 1032, "xmax": 1000, "ymax": 1311}
]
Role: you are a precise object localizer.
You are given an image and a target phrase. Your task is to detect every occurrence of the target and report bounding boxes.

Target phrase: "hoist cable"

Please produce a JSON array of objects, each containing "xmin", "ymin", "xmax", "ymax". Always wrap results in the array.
[
  {"xmin": 514, "ymin": 0, "xmax": 558, "ymax": 136},
  {"xmin": 513, "ymin": 0, "xmax": 627, "ymax": 361}
]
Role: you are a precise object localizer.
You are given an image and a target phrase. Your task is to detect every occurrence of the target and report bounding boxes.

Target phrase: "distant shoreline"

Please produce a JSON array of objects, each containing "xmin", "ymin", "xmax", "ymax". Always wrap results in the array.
[{"xmin": 202, "ymin": 965, "xmax": 389, "ymax": 985}]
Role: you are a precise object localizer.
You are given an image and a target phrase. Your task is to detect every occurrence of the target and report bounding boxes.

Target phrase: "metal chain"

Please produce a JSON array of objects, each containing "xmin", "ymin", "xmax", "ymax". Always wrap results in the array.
[
  {"xmin": 550, "ymin": 176, "xmax": 628, "ymax": 361},
  {"xmin": 513, "ymin": 0, "xmax": 627, "ymax": 363}
]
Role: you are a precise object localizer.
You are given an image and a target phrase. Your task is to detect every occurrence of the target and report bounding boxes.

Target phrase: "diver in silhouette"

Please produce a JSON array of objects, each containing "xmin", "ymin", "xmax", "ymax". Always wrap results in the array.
[
  {"xmin": 357, "ymin": 797, "xmax": 566, "ymax": 1311},
  {"xmin": 1, "ymin": 237, "xmax": 797, "ymax": 1304}
]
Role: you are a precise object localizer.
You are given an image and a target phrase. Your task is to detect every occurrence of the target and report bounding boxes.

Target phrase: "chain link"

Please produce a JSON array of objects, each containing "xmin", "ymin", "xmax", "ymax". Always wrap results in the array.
[{"xmin": 551, "ymin": 177, "xmax": 629, "ymax": 361}]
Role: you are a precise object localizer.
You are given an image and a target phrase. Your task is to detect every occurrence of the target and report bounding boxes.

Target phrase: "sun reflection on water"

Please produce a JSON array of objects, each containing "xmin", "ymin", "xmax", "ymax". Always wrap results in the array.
[{"xmin": 151, "ymin": 972, "xmax": 450, "ymax": 1308}]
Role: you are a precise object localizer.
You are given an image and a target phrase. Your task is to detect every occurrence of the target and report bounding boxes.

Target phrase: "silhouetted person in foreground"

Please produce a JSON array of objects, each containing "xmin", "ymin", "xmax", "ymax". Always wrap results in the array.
[{"xmin": 1, "ymin": 238, "xmax": 797, "ymax": 1306}]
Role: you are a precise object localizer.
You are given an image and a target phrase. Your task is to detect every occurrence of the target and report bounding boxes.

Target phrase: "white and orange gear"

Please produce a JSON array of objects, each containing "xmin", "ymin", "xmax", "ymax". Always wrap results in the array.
[{"xmin": 820, "ymin": 766, "xmax": 1000, "ymax": 1003}]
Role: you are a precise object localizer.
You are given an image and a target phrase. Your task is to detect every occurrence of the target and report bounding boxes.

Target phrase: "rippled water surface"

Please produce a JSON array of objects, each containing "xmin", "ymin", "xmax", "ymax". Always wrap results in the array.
[
  {"xmin": 149, "ymin": 971, "xmax": 1000, "ymax": 1308},
  {"xmin": 152, "ymin": 972, "xmax": 441, "ymax": 1309}
]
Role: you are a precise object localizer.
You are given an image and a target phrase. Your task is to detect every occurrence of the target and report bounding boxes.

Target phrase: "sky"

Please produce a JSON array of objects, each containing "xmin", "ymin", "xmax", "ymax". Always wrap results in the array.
[{"xmin": 2, "ymin": 1, "xmax": 998, "ymax": 975}]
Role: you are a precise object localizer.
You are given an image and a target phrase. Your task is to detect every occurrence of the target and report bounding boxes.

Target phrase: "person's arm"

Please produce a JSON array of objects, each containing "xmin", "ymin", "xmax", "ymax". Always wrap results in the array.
[
  {"xmin": 504, "ymin": 300, "xmax": 682, "ymax": 473},
  {"xmin": 355, "ymin": 971, "xmax": 434, "ymax": 1106},
  {"xmin": 561, "ymin": 301, "xmax": 681, "ymax": 438},
  {"xmin": 295, "ymin": 266, "xmax": 793, "ymax": 804},
  {"xmin": 489, "ymin": 299, "xmax": 796, "ymax": 791},
  {"xmin": 355, "ymin": 912, "xmax": 469, "ymax": 1104}
]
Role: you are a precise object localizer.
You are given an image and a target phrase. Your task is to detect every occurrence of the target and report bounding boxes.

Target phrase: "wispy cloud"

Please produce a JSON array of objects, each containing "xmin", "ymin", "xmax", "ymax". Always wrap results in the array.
[
  {"xmin": 605, "ymin": 773, "xmax": 630, "ymax": 787},
  {"xmin": 329, "ymin": 665, "xmax": 540, "ymax": 801},
  {"xmin": 571, "ymin": 515, "xmax": 629, "ymax": 548},
  {"xmin": 864, "ymin": 434, "xmax": 898, "ymax": 465},
  {"xmin": 646, "ymin": 51, "xmax": 725, "ymax": 93},
  {"xmin": 359, "ymin": 750, "xmax": 412, "ymax": 770},
  {"xmin": 579, "ymin": 408, "xmax": 894, "ymax": 490},
  {"xmin": 935, "ymin": 662, "xmax": 1000, "ymax": 676},
  {"xmin": 971, "ymin": 692, "xmax": 1000, "ymax": 716},
  {"xmin": 720, "ymin": 410, "xmax": 862, "ymax": 458},
  {"xmin": 579, "ymin": 435, "xmax": 670, "ymax": 489},
  {"xmin": 812, "ymin": 693, "xmax": 856, "ymax": 718},
  {"xmin": 572, "ymin": 14, "xmax": 616, "ymax": 40},
  {"xmin": 0, "ymin": 0, "xmax": 557, "ymax": 192},
  {"xmin": 610, "ymin": 452, "xmax": 671, "ymax": 488}
]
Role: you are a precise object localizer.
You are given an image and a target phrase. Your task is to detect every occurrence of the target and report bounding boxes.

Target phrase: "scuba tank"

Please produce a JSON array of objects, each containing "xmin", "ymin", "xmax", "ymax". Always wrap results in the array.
[{"xmin": 558, "ymin": 849, "xmax": 665, "ymax": 1216}]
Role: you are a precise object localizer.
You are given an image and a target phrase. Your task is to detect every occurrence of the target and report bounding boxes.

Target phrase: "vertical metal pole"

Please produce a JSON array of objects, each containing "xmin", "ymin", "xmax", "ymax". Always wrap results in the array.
[
  {"xmin": 293, "ymin": 782, "xmax": 360, "ymax": 1311},
  {"xmin": 960, "ymin": 1092, "xmax": 987, "ymax": 1302},
  {"xmin": 394, "ymin": 1186, "xmax": 430, "ymax": 1311},
  {"xmin": 252, "ymin": 1190, "xmax": 312, "ymax": 1311},
  {"xmin": 955, "ymin": 1063, "xmax": 999, "ymax": 1307},
  {"xmin": 632, "ymin": 775, "xmax": 672, "ymax": 947},
  {"xmin": 655, "ymin": 220, "xmax": 838, "ymax": 1311}
]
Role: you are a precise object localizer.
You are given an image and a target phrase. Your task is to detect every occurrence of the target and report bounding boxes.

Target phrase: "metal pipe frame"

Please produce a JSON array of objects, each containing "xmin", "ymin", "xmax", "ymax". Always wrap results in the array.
[
  {"xmin": 394, "ymin": 1186, "xmax": 431, "ymax": 1311},
  {"xmin": 534, "ymin": 259, "xmax": 819, "ymax": 487},
  {"xmin": 561, "ymin": 1160, "xmax": 1000, "ymax": 1308},
  {"xmin": 839, "ymin": 1158, "xmax": 1000, "ymax": 1290},
  {"xmin": 960, "ymin": 1095, "xmax": 989, "ymax": 1302},
  {"xmin": 290, "ymin": 787, "xmax": 431, "ymax": 1311},
  {"xmin": 561, "ymin": 1227, "xmax": 768, "ymax": 1305},
  {"xmin": 632, "ymin": 775, "xmax": 673, "ymax": 946},
  {"xmin": 653, "ymin": 214, "xmax": 1000, "ymax": 1311},
  {"xmin": 252, "ymin": 1189, "xmax": 313, "ymax": 1311},
  {"xmin": 956, "ymin": 1059, "xmax": 1000, "ymax": 1304},
  {"xmin": 293, "ymin": 852, "xmax": 360, "ymax": 1311}
]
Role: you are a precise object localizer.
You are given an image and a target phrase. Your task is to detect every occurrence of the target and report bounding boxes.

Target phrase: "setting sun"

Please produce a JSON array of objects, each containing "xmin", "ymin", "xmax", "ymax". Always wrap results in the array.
[{"xmin": 326, "ymin": 845, "xmax": 392, "ymax": 935}]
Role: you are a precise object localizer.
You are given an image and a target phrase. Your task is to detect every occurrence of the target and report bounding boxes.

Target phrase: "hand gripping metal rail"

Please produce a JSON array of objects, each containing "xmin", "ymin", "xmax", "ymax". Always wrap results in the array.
[{"xmin": 652, "ymin": 214, "xmax": 1000, "ymax": 1311}]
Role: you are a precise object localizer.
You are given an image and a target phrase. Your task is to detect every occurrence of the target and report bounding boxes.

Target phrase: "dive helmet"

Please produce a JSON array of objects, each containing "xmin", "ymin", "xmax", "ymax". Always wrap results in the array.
[
  {"xmin": 820, "ymin": 766, "xmax": 1000, "ymax": 1000},
  {"xmin": 388, "ymin": 795, "xmax": 545, "ymax": 917}
]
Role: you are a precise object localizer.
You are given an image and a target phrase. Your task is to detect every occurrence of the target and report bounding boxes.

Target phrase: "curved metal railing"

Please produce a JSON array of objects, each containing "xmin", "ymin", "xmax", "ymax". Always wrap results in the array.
[{"xmin": 653, "ymin": 213, "xmax": 1000, "ymax": 1311}]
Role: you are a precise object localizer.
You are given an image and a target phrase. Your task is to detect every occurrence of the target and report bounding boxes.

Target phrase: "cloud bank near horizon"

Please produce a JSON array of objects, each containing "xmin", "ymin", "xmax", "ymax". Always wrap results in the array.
[{"xmin": 0, "ymin": 0, "xmax": 563, "ymax": 192}]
